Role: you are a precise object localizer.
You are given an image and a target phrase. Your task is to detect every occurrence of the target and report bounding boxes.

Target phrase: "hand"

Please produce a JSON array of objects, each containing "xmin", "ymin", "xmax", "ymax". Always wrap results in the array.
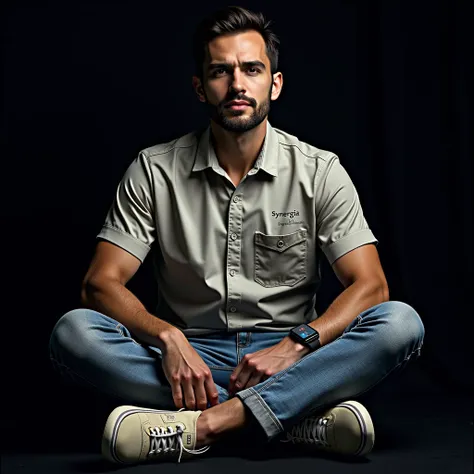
[
  {"xmin": 228, "ymin": 337, "xmax": 309, "ymax": 395},
  {"xmin": 160, "ymin": 330, "xmax": 219, "ymax": 411}
]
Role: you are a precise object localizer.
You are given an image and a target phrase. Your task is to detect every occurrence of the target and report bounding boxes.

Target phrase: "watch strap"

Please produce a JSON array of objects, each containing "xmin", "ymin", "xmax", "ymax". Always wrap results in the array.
[{"xmin": 306, "ymin": 335, "xmax": 321, "ymax": 350}]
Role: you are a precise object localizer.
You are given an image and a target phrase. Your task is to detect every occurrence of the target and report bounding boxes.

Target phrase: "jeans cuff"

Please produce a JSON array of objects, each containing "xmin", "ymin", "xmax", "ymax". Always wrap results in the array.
[{"xmin": 236, "ymin": 387, "xmax": 284, "ymax": 441}]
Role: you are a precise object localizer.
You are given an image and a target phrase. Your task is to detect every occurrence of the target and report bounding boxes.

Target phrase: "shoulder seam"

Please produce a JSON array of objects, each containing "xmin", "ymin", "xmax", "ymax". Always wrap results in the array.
[
  {"xmin": 142, "ymin": 140, "xmax": 196, "ymax": 159},
  {"xmin": 278, "ymin": 140, "xmax": 337, "ymax": 162}
]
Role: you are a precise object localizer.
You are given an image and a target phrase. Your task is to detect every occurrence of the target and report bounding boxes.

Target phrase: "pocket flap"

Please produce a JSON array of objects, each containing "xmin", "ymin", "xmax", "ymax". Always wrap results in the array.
[{"xmin": 254, "ymin": 229, "xmax": 307, "ymax": 253}]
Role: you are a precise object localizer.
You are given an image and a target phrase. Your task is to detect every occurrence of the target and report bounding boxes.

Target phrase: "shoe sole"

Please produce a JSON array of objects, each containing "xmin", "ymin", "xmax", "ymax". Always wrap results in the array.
[
  {"xmin": 337, "ymin": 400, "xmax": 375, "ymax": 456},
  {"xmin": 102, "ymin": 405, "xmax": 177, "ymax": 464}
]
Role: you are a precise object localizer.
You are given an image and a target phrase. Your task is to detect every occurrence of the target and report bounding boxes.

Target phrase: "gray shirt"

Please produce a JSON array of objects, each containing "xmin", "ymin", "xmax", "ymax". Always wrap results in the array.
[{"xmin": 97, "ymin": 121, "xmax": 378, "ymax": 335}]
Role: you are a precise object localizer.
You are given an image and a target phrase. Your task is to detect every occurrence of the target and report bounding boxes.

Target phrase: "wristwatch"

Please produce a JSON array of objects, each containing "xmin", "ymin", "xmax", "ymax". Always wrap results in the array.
[{"xmin": 289, "ymin": 324, "xmax": 321, "ymax": 351}]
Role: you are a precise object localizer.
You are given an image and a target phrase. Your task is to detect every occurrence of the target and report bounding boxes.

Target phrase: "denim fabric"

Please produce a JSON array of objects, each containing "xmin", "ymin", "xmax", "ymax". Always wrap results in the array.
[{"xmin": 49, "ymin": 301, "xmax": 424, "ymax": 441}]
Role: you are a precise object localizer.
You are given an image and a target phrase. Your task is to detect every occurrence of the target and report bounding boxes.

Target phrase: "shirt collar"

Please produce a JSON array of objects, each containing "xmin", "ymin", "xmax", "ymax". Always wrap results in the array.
[{"xmin": 192, "ymin": 120, "xmax": 279, "ymax": 177}]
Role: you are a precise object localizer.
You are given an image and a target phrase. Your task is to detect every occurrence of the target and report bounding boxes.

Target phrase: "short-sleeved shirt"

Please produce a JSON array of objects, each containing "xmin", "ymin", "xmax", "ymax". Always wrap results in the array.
[{"xmin": 97, "ymin": 121, "xmax": 378, "ymax": 335}]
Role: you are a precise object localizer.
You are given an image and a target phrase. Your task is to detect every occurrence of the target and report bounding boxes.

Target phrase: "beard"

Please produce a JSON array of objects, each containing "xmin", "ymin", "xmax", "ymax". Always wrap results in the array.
[{"xmin": 203, "ymin": 85, "xmax": 272, "ymax": 133}]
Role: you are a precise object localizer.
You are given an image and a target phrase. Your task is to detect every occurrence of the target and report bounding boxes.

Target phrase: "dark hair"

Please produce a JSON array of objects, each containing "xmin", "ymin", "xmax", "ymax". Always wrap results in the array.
[{"xmin": 192, "ymin": 6, "xmax": 280, "ymax": 79}]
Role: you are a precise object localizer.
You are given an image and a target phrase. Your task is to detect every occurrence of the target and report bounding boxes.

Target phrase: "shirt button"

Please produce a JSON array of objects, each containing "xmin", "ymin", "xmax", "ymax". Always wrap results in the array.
[
  {"xmin": 277, "ymin": 240, "xmax": 285, "ymax": 248},
  {"xmin": 233, "ymin": 196, "xmax": 240, "ymax": 203},
  {"xmin": 230, "ymin": 233, "xmax": 238, "ymax": 240},
  {"xmin": 229, "ymin": 269, "xmax": 236, "ymax": 277},
  {"xmin": 229, "ymin": 306, "xmax": 237, "ymax": 313},
  {"xmin": 248, "ymin": 169, "xmax": 257, "ymax": 175}
]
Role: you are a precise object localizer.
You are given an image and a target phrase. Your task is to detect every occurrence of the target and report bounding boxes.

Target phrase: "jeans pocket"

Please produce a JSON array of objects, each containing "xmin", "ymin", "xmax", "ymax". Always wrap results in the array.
[{"xmin": 254, "ymin": 229, "xmax": 307, "ymax": 287}]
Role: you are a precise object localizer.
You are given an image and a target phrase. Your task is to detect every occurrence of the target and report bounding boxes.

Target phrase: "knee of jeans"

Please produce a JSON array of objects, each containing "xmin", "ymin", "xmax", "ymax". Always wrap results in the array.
[
  {"xmin": 49, "ymin": 308, "xmax": 102, "ymax": 362},
  {"xmin": 378, "ymin": 301, "xmax": 425, "ymax": 357}
]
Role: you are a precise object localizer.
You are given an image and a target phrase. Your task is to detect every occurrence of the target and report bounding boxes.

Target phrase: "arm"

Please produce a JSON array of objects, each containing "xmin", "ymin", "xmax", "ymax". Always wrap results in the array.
[
  {"xmin": 82, "ymin": 240, "xmax": 219, "ymax": 410},
  {"xmin": 298, "ymin": 154, "xmax": 388, "ymax": 350},
  {"xmin": 81, "ymin": 240, "xmax": 181, "ymax": 350},
  {"xmin": 303, "ymin": 243, "xmax": 389, "ymax": 349}
]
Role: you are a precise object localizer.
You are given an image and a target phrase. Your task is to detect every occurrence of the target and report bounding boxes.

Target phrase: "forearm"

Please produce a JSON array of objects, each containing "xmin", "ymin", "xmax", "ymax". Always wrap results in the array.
[
  {"xmin": 308, "ymin": 279, "xmax": 389, "ymax": 347},
  {"xmin": 81, "ymin": 278, "xmax": 182, "ymax": 350}
]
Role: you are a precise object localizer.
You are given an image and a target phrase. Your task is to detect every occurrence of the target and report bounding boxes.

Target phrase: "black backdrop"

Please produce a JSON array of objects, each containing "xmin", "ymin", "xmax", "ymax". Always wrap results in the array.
[{"xmin": 2, "ymin": 0, "xmax": 472, "ymax": 453}]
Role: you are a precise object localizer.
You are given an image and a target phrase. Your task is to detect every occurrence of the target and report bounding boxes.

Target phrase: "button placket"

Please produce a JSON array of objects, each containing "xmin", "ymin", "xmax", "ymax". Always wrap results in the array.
[{"xmin": 226, "ymin": 191, "xmax": 243, "ymax": 328}]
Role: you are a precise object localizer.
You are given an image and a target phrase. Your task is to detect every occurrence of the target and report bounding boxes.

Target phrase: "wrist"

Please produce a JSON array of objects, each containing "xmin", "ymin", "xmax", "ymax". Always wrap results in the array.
[
  {"xmin": 287, "ymin": 323, "xmax": 321, "ymax": 354},
  {"xmin": 284, "ymin": 336, "xmax": 311, "ymax": 356},
  {"xmin": 156, "ymin": 326, "xmax": 184, "ymax": 351}
]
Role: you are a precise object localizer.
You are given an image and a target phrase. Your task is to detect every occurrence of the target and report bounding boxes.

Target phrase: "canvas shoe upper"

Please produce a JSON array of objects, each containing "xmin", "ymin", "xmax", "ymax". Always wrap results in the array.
[
  {"xmin": 102, "ymin": 405, "xmax": 210, "ymax": 464},
  {"xmin": 281, "ymin": 400, "xmax": 375, "ymax": 457}
]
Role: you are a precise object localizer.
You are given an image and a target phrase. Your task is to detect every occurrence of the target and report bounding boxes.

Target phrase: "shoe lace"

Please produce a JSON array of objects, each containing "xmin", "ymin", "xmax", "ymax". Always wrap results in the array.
[
  {"xmin": 148, "ymin": 425, "xmax": 209, "ymax": 462},
  {"xmin": 281, "ymin": 416, "xmax": 330, "ymax": 447},
  {"xmin": 148, "ymin": 408, "xmax": 209, "ymax": 463}
]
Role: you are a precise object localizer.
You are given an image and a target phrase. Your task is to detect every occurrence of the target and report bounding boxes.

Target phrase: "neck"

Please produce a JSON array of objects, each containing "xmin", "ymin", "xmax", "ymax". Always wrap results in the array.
[{"xmin": 210, "ymin": 119, "xmax": 267, "ymax": 183}]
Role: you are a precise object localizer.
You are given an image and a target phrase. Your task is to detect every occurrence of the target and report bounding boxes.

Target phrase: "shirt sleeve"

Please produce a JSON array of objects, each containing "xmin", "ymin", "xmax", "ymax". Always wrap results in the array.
[
  {"xmin": 96, "ymin": 152, "xmax": 156, "ymax": 262},
  {"xmin": 315, "ymin": 154, "xmax": 378, "ymax": 265}
]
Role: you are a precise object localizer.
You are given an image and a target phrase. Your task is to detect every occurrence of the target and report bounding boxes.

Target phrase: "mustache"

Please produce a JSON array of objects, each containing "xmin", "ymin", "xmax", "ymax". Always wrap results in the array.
[{"xmin": 222, "ymin": 97, "xmax": 255, "ymax": 107}]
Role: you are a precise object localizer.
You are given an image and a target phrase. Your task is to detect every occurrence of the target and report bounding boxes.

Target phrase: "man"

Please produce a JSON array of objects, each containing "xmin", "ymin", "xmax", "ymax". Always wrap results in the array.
[{"xmin": 49, "ymin": 5, "xmax": 425, "ymax": 465}]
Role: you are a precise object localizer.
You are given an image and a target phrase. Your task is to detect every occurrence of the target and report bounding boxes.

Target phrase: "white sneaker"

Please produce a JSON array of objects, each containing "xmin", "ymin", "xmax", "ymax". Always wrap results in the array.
[
  {"xmin": 102, "ymin": 405, "xmax": 210, "ymax": 464},
  {"xmin": 281, "ymin": 400, "xmax": 375, "ymax": 456}
]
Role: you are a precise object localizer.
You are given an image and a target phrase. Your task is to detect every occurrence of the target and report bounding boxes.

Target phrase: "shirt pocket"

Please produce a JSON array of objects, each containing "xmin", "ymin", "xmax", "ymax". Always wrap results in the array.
[{"xmin": 254, "ymin": 229, "xmax": 307, "ymax": 288}]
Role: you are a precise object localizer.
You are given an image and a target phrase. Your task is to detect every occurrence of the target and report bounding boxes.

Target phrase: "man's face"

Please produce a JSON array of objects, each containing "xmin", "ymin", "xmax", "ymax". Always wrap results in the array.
[{"xmin": 193, "ymin": 30, "xmax": 282, "ymax": 133}]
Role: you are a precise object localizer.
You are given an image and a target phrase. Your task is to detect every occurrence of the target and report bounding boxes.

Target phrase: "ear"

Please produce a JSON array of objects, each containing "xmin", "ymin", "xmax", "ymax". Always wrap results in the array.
[
  {"xmin": 270, "ymin": 72, "xmax": 283, "ymax": 101},
  {"xmin": 192, "ymin": 76, "xmax": 206, "ymax": 103}
]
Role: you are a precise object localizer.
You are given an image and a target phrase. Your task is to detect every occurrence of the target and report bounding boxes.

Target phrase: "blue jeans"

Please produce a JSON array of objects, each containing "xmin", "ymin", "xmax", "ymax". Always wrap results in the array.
[{"xmin": 49, "ymin": 301, "xmax": 424, "ymax": 441}]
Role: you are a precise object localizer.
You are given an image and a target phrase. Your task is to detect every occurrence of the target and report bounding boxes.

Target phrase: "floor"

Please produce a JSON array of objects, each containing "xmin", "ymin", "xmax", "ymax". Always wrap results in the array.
[{"xmin": 2, "ymin": 393, "xmax": 472, "ymax": 474}]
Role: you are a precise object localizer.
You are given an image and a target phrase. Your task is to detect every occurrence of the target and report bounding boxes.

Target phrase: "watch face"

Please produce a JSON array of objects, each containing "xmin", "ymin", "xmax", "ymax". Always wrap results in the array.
[{"xmin": 295, "ymin": 324, "xmax": 317, "ymax": 340}]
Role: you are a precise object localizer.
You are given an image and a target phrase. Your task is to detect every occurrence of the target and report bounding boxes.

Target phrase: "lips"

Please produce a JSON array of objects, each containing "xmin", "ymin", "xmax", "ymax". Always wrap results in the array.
[{"xmin": 226, "ymin": 101, "xmax": 250, "ymax": 107}]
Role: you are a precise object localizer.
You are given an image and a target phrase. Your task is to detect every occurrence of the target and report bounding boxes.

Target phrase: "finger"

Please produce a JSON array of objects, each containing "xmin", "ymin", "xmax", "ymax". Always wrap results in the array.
[
  {"xmin": 204, "ymin": 376, "xmax": 220, "ymax": 407},
  {"xmin": 193, "ymin": 377, "xmax": 209, "ymax": 411},
  {"xmin": 228, "ymin": 362, "xmax": 244, "ymax": 393},
  {"xmin": 232, "ymin": 367, "xmax": 253, "ymax": 394},
  {"xmin": 245, "ymin": 372, "xmax": 264, "ymax": 390},
  {"xmin": 182, "ymin": 378, "xmax": 196, "ymax": 411},
  {"xmin": 170, "ymin": 378, "xmax": 184, "ymax": 409}
]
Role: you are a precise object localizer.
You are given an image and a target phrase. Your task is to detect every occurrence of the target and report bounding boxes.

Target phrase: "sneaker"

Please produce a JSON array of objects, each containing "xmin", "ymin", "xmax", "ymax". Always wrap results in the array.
[
  {"xmin": 281, "ymin": 400, "xmax": 375, "ymax": 457},
  {"xmin": 101, "ymin": 405, "xmax": 210, "ymax": 464}
]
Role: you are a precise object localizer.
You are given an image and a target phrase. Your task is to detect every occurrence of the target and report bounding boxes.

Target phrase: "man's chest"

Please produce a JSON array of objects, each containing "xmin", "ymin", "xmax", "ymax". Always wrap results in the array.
[{"xmin": 153, "ymin": 171, "xmax": 319, "ymax": 287}]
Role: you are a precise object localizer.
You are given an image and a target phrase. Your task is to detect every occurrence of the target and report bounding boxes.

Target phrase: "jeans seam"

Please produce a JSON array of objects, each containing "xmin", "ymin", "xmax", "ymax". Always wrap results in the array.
[
  {"xmin": 116, "ymin": 323, "xmax": 141, "ymax": 346},
  {"xmin": 351, "ymin": 343, "xmax": 424, "ymax": 399},
  {"xmin": 307, "ymin": 342, "xmax": 424, "ymax": 415},
  {"xmin": 240, "ymin": 388, "xmax": 284, "ymax": 433},
  {"xmin": 252, "ymin": 336, "xmax": 342, "ymax": 395}
]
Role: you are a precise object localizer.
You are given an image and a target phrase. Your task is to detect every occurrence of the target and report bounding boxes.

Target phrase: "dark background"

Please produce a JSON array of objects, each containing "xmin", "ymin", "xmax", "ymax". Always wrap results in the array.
[{"xmin": 2, "ymin": 0, "xmax": 472, "ymax": 454}]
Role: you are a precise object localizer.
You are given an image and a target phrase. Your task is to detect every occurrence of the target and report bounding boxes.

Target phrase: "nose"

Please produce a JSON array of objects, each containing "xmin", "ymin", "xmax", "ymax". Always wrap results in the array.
[{"xmin": 229, "ymin": 69, "xmax": 246, "ymax": 95}]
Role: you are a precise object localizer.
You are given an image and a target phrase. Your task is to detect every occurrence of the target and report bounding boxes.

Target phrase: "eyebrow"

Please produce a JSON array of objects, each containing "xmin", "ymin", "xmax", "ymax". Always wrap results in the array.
[{"xmin": 208, "ymin": 60, "xmax": 267, "ymax": 71}]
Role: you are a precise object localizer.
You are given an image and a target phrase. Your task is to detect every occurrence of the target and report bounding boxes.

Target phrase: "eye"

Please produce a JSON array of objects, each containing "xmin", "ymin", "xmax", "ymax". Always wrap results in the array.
[
  {"xmin": 213, "ymin": 68, "xmax": 227, "ymax": 77},
  {"xmin": 248, "ymin": 67, "xmax": 260, "ymax": 74}
]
